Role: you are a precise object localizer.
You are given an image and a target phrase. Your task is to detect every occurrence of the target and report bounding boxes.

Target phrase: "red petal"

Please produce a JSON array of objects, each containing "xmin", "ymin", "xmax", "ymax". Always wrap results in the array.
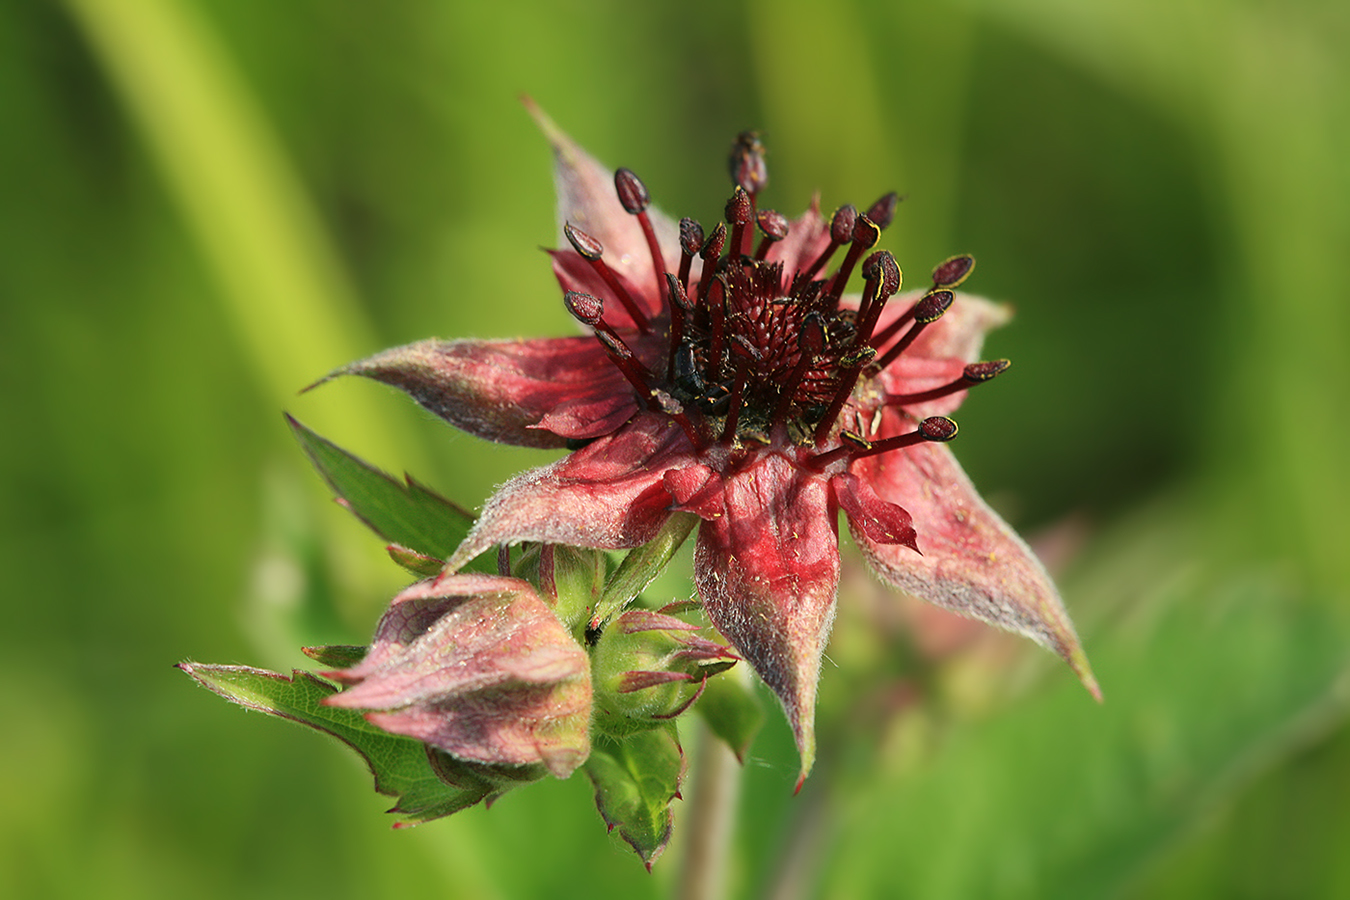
[
  {"xmin": 873, "ymin": 357, "xmax": 970, "ymax": 418},
  {"xmin": 525, "ymin": 100, "xmax": 680, "ymax": 298},
  {"xmin": 444, "ymin": 413, "xmax": 692, "ymax": 571},
  {"xmin": 691, "ymin": 452, "xmax": 841, "ymax": 784},
  {"xmin": 850, "ymin": 433, "xmax": 1100, "ymax": 700},
  {"xmin": 326, "ymin": 337, "xmax": 636, "ymax": 448},
  {"xmin": 831, "ymin": 471, "xmax": 918, "ymax": 550}
]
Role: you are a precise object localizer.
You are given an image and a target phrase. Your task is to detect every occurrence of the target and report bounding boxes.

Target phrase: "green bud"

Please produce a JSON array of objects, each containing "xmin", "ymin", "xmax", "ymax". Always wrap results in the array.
[
  {"xmin": 592, "ymin": 606, "xmax": 738, "ymax": 737},
  {"xmin": 512, "ymin": 543, "xmax": 607, "ymax": 633}
]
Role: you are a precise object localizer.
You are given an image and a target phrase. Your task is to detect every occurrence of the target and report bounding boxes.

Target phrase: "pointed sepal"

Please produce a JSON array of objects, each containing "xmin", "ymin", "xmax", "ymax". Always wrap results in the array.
[{"xmin": 584, "ymin": 723, "xmax": 686, "ymax": 870}]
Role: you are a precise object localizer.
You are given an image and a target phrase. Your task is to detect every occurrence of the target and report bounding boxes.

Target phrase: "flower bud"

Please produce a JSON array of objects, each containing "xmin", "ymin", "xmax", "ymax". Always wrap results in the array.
[
  {"xmin": 324, "ymin": 574, "xmax": 592, "ymax": 778},
  {"xmin": 591, "ymin": 607, "xmax": 737, "ymax": 736},
  {"xmin": 511, "ymin": 543, "xmax": 606, "ymax": 633}
]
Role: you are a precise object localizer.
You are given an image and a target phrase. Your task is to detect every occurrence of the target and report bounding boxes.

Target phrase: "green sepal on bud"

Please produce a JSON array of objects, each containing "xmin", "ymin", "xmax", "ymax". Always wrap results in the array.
[
  {"xmin": 592, "ymin": 605, "xmax": 738, "ymax": 737},
  {"xmin": 511, "ymin": 543, "xmax": 607, "ymax": 634}
]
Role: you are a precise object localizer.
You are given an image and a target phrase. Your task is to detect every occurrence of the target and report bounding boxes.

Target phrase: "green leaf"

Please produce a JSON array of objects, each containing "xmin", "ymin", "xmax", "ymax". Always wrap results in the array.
[
  {"xmin": 178, "ymin": 661, "xmax": 527, "ymax": 825},
  {"xmin": 286, "ymin": 414, "xmax": 492, "ymax": 572},
  {"xmin": 696, "ymin": 672, "xmax": 765, "ymax": 763},
  {"xmin": 584, "ymin": 723, "xmax": 686, "ymax": 869}
]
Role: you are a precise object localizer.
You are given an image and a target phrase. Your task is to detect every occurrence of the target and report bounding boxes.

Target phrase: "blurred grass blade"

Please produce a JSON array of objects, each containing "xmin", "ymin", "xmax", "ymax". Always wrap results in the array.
[{"xmin": 62, "ymin": 0, "xmax": 425, "ymax": 471}]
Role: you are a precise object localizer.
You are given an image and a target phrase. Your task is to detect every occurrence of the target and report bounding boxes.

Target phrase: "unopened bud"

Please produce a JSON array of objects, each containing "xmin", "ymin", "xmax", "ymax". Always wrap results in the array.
[{"xmin": 592, "ymin": 607, "xmax": 737, "ymax": 736}]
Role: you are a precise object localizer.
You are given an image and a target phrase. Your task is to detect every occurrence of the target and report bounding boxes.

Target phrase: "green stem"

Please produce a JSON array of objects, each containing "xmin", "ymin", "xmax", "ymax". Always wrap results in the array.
[{"xmin": 677, "ymin": 722, "xmax": 741, "ymax": 900}]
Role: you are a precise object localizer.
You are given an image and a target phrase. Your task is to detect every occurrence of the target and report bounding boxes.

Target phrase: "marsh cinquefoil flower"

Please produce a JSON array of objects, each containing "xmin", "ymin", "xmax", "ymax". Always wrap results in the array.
[{"xmin": 330, "ymin": 107, "xmax": 1100, "ymax": 784}]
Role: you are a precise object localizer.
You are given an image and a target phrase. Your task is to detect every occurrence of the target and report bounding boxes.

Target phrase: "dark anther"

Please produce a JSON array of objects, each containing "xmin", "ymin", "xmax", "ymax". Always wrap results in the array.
[
  {"xmin": 754, "ymin": 209, "xmax": 789, "ymax": 258},
  {"xmin": 666, "ymin": 272, "xmax": 693, "ymax": 312},
  {"xmin": 919, "ymin": 416, "xmax": 959, "ymax": 441},
  {"xmin": 614, "ymin": 168, "xmax": 651, "ymax": 214},
  {"xmin": 817, "ymin": 416, "xmax": 960, "ymax": 468},
  {"xmin": 874, "ymin": 290, "xmax": 954, "ymax": 371},
  {"xmin": 932, "ymin": 254, "xmax": 975, "ymax": 289},
  {"xmin": 866, "ymin": 192, "xmax": 900, "ymax": 230},
  {"xmin": 825, "ymin": 214, "xmax": 881, "ymax": 305},
  {"xmin": 913, "ymin": 289, "xmax": 954, "ymax": 324},
  {"xmin": 563, "ymin": 223, "xmax": 650, "ymax": 332},
  {"xmin": 564, "ymin": 222, "xmax": 603, "ymax": 259},
  {"xmin": 729, "ymin": 131, "xmax": 769, "ymax": 196},
  {"xmin": 831, "ymin": 205, "xmax": 858, "ymax": 245},
  {"xmin": 855, "ymin": 250, "xmax": 901, "ymax": 345},
  {"xmin": 726, "ymin": 186, "xmax": 754, "ymax": 258},
  {"xmin": 886, "ymin": 359, "xmax": 1011, "ymax": 406},
  {"xmin": 678, "ymin": 218, "xmax": 704, "ymax": 292},
  {"xmin": 803, "ymin": 204, "xmax": 857, "ymax": 280},
  {"xmin": 698, "ymin": 222, "xmax": 727, "ymax": 301},
  {"xmin": 963, "ymin": 359, "xmax": 1011, "ymax": 382},
  {"xmin": 613, "ymin": 168, "xmax": 666, "ymax": 298},
  {"xmin": 563, "ymin": 290, "xmax": 604, "ymax": 325}
]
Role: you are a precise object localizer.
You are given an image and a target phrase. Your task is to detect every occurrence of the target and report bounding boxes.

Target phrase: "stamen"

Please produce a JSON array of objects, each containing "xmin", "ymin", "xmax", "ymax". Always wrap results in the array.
[
  {"xmin": 698, "ymin": 223, "xmax": 727, "ymax": 302},
  {"xmin": 771, "ymin": 313, "xmax": 825, "ymax": 424},
  {"xmin": 564, "ymin": 290, "xmax": 655, "ymax": 400},
  {"xmin": 754, "ymin": 209, "xmax": 788, "ymax": 259},
  {"xmin": 932, "ymin": 254, "xmax": 975, "ymax": 289},
  {"xmin": 725, "ymin": 186, "xmax": 753, "ymax": 259},
  {"xmin": 665, "ymin": 273, "xmax": 691, "ymax": 381},
  {"xmin": 866, "ymin": 192, "xmax": 901, "ymax": 231},
  {"xmin": 887, "ymin": 360, "xmax": 1011, "ymax": 405},
  {"xmin": 852, "ymin": 416, "xmax": 958, "ymax": 459},
  {"xmin": 808, "ymin": 416, "xmax": 957, "ymax": 469},
  {"xmin": 678, "ymin": 218, "xmax": 703, "ymax": 292},
  {"xmin": 720, "ymin": 342, "xmax": 758, "ymax": 441},
  {"xmin": 614, "ymin": 168, "xmax": 668, "ymax": 302},
  {"xmin": 825, "ymin": 214, "xmax": 881, "ymax": 305},
  {"xmin": 873, "ymin": 290, "xmax": 953, "ymax": 371},
  {"xmin": 729, "ymin": 131, "xmax": 768, "ymax": 199},
  {"xmin": 564, "ymin": 222, "xmax": 651, "ymax": 332},
  {"xmin": 854, "ymin": 251, "xmax": 901, "ymax": 345},
  {"xmin": 802, "ymin": 204, "xmax": 856, "ymax": 280},
  {"xmin": 707, "ymin": 274, "xmax": 728, "ymax": 379},
  {"xmin": 812, "ymin": 345, "xmax": 877, "ymax": 444}
]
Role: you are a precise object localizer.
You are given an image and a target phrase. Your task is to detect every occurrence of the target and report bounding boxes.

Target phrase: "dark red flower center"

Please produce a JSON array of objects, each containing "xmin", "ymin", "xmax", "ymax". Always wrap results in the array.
[{"xmin": 562, "ymin": 133, "xmax": 1006, "ymax": 466}]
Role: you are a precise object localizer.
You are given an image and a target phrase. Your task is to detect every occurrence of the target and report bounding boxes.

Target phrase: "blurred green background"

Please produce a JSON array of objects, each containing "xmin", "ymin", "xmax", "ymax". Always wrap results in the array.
[{"xmin": 3, "ymin": 0, "xmax": 1347, "ymax": 897}]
